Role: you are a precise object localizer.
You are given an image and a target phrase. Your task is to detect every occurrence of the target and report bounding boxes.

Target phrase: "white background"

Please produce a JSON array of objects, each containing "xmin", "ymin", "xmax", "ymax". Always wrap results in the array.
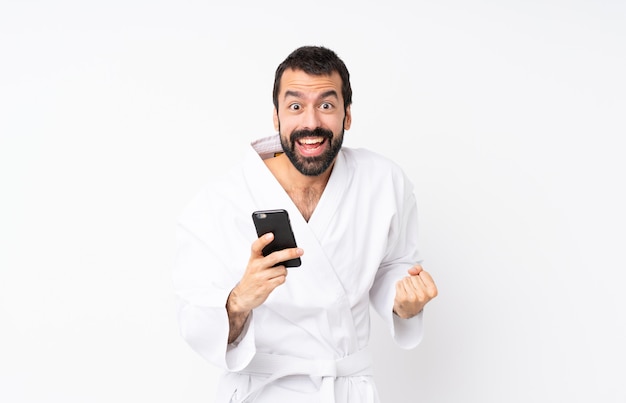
[{"xmin": 1, "ymin": 1, "xmax": 625, "ymax": 402}]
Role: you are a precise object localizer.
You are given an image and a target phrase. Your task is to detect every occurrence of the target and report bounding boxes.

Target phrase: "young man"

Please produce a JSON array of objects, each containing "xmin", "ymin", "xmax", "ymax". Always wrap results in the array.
[{"xmin": 174, "ymin": 46, "xmax": 437, "ymax": 403}]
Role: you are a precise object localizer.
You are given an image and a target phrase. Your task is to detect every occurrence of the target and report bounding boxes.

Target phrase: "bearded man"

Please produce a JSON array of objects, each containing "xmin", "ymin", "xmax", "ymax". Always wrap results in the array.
[{"xmin": 174, "ymin": 45, "xmax": 438, "ymax": 403}]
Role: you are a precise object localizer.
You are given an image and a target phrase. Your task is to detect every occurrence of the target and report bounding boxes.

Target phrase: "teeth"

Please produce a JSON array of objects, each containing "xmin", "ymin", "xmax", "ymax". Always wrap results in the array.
[{"xmin": 299, "ymin": 137, "xmax": 323, "ymax": 145}]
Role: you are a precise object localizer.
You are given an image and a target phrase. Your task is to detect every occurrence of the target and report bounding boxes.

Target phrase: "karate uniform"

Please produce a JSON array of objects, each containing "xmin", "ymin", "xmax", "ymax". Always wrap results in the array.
[{"xmin": 174, "ymin": 135, "xmax": 424, "ymax": 402}]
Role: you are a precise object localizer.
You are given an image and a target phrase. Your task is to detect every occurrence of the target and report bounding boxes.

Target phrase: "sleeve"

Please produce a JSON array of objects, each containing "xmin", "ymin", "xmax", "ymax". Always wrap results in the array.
[
  {"xmin": 369, "ymin": 170, "xmax": 425, "ymax": 350},
  {"xmin": 172, "ymin": 194, "xmax": 256, "ymax": 371}
]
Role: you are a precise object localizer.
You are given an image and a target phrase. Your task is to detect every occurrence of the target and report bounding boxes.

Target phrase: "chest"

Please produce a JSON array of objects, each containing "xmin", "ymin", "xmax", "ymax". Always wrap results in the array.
[{"xmin": 286, "ymin": 187, "xmax": 323, "ymax": 222}]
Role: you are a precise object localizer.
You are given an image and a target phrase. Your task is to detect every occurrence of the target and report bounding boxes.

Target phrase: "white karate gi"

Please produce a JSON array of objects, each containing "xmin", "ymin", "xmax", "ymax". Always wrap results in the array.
[{"xmin": 174, "ymin": 135, "xmax": 424, "ymax": 402}]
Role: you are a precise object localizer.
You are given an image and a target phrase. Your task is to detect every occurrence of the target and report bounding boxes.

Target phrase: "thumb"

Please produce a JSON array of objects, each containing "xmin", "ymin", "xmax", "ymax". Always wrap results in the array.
[{"xmin": 408, "ymin": 264, "xmax": 423, "ymax": 276}]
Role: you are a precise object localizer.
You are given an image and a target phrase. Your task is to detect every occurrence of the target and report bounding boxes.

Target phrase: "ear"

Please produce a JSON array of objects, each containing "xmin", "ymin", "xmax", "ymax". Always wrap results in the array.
[
  {"xmin": 343, "ymin": 106, "xmax": 352, "ymax": 130},
  {"xmin": 273, "ymin": 107, "xmax": 279, "ymax": 131}
]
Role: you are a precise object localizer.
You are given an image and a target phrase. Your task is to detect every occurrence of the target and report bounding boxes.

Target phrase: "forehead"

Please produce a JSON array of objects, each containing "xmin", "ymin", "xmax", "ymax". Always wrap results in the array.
[{"xmin": 279, "ymin": 69, "xmax": 343, "ymax": 98}]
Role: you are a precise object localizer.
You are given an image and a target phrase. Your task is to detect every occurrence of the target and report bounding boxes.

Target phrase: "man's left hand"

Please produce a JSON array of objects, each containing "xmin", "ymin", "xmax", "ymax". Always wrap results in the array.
[{"xmin": 393, "ymin": 264, "xmax": 438, "ymax": 319}]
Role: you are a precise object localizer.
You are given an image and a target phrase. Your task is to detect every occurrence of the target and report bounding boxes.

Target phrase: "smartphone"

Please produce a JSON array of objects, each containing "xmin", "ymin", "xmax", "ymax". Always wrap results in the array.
[{"xmin": 252, "ymin": 209, "xmax": 301, "ymax": 267}]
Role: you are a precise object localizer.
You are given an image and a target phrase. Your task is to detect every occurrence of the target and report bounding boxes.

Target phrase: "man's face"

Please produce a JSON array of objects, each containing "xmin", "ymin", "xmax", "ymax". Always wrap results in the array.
[{"xmin": 273, "ymin": 69, "xmax": 352, "ymax": 176}]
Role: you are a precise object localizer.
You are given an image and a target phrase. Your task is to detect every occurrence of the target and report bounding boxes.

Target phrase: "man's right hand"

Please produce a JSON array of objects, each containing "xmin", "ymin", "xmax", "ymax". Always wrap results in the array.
[{"xmin": 225, "ymin": 233, "xmax": 303, "ymax": 343}]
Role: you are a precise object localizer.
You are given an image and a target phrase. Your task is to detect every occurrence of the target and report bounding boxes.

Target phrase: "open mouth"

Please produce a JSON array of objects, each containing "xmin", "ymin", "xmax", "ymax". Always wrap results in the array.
[{"xmin": 296, "ymin": 136, "xmax": 328, "ymax": 156}]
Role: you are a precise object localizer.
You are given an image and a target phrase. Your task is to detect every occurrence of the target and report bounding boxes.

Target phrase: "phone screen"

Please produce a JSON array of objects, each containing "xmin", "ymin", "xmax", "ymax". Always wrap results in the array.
[{"xmin": 252, "ymin": 209, "xmax": 301, "ymax": 267}]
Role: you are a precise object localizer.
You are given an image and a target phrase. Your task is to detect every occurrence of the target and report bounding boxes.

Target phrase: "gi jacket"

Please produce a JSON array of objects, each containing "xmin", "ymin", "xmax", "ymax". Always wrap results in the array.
[{"xmin": 174, "ymin": 135, "xmax": 424, "ymax": 402}]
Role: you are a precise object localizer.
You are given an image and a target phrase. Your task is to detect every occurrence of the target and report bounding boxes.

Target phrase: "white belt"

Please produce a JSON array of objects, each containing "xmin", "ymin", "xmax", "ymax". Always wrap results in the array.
[{"xmin": 234, "ymin": 349, "xmax": 373, "ymax": 402}]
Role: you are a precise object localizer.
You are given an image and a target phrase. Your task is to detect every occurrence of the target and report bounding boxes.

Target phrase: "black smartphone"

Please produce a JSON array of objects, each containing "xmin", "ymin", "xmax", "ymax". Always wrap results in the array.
[{"xmin": 252, "ymin": 209, "xmax": 302, "ymax": 267}]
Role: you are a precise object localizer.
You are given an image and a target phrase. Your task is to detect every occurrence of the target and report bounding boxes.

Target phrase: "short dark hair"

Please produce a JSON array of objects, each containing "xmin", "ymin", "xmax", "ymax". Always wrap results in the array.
[{"xmin": 272, "ymin": 46, "xmax": 352, "ymax": 112}]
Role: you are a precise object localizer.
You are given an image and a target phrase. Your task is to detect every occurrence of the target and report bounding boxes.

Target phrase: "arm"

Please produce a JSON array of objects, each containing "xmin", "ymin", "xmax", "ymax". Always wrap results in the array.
[
  {"xmin": 370, "ymin": 170, "xmax": 437, "ymax": 348},
  {"xmin": 174, "ymin": 222, "xmax": 244, "ymax": 368},
  {"xmin": 175, "ymin": 213, "xmax": 304, "ymax": 371}
]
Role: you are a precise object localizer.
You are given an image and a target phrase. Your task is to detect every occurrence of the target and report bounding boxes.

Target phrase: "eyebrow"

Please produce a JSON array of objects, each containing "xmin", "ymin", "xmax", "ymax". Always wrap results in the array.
[{"xmin": 283, "ymin": 90, "xmax": 339, "ymax": 101}]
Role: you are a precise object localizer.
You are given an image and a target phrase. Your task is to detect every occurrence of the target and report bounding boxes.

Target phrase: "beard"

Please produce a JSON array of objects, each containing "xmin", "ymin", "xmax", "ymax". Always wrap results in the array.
[{"xmin": 279, "ymin": 126, "xmax": 344, "ymax": 176}]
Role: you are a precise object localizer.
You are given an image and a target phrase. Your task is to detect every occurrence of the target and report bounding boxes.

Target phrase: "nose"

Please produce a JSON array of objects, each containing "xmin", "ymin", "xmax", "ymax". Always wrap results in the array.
[{"xmin": 301, "ymin": 107, "xmax": 321, "ymax": 130}]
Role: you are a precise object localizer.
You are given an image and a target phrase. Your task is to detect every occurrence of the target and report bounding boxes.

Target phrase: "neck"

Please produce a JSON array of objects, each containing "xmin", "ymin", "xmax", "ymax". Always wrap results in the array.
[{"xmin": 264, "ymin": 154, "xmax": 335, "ymax": 221}]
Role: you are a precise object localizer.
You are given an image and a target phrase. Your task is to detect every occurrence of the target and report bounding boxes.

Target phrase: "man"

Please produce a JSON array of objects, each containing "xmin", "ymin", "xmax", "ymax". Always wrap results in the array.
[{"xmin": 174, "ymin": 45, "xmax": 438, "ymax": 402}]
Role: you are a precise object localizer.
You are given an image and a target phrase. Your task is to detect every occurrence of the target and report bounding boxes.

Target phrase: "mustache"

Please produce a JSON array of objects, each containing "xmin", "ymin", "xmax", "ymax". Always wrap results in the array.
[{"xmin": 290, "ymin": 127, "xmax": 334, "ymax": 145}]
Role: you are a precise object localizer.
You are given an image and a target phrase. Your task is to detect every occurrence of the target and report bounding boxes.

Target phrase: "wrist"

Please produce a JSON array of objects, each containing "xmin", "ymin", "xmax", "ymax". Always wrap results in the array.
[{"xmin": 226, "ymin": 287, "xmax": 249, "ymax": 317}]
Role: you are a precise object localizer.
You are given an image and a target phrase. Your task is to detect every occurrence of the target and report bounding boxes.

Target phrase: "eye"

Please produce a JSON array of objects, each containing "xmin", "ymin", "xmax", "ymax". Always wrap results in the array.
[
  {"xmin": 288, "ymin": 103, "xmax": 301, "ymax": 111},
  {"xmin": 320, "ymin": 102, "xmax": 333, "ymax": 110}
]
